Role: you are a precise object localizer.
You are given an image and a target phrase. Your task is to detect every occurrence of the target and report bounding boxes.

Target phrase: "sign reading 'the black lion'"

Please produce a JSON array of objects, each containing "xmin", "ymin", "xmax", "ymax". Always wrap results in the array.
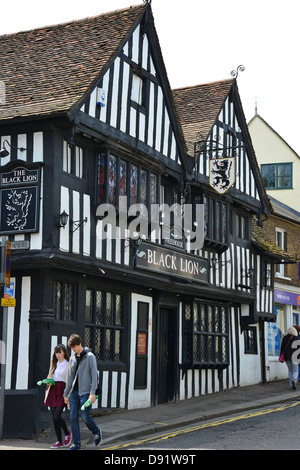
[
  {"xmin": 0, "ymin": 166, "xmax": 40, "ymax": 234},
  {"xmin": 135, "ymin": 242, "xmax": 208, "ymax": 283}
]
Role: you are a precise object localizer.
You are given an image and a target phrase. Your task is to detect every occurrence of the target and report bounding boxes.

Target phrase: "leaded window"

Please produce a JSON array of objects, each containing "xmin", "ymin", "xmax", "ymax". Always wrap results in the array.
[
  {"xmin": 97, "ymin": 152, "xmax": 159, "ymax": 209},
  {"xmin": 53, "ymin": 280, "xmax": 76, "ymax": 321},
  {"xmin": 130, "ymin": 164, "xmax": 138, "ymax": 205},
  {"xmin": 183, "ymin": 301, "xmax": 229, "ymax": 367},
  {"xmin": 203, "ymin": 195, "xmax": 229, "ymax": 249},
  {"xmin": 108, "ymin": 154, "xmax": 117, "ymax": 205},
  {"xmin": 84, "ymin": 289, "xmax": 125, "ymax": 363}
]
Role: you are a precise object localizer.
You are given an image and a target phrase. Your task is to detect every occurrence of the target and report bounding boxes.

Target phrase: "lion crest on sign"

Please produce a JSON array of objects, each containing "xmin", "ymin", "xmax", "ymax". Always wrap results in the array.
[{"xmin": 209, "ymin": 157, "xmax": 235, "ymax": 194}]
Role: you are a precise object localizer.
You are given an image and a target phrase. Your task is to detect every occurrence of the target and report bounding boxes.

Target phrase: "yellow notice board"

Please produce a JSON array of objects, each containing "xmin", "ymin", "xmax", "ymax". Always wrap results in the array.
[{"xmin": 1, "ymin": 298, "xmax": 16, "ymax": 307}]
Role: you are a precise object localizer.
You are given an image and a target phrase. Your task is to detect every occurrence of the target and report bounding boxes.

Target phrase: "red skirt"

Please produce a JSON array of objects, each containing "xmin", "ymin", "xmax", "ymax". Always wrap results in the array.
[{"xmin": 44, "ymin": 381, "xmax": 66, "ymax": 408}]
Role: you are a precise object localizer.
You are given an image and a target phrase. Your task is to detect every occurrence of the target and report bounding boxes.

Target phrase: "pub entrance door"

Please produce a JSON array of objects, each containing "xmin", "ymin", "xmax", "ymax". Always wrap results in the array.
[{"xmin": 156, "ymin": 307, "xmax": 177, "ymax": 404}]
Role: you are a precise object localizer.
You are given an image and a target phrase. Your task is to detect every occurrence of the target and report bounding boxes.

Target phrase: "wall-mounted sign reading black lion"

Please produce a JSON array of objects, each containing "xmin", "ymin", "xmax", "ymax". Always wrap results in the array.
[{"xmin": 0, "ymin": 165, "xmax": 41, "ymax": 234}]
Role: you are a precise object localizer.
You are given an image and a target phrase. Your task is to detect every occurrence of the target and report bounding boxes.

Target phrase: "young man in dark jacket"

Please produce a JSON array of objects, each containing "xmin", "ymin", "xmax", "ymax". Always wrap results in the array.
[{"xmin": 64, "ymin": 334, "xmax": 101, "ymax": 450}]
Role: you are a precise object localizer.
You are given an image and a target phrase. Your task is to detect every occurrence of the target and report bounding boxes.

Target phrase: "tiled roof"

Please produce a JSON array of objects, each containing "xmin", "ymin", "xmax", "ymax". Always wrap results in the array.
[
  {"xmin": 172, "ymin": 80, "xmax": 272, "ymax": 214},
  {"xmin": 0, "ymin": 4, "xmax": 147, "ymax": 121},
  {"xmin": 268, "ymin": 195, "xmax": 300, "ymax": 224},
  {"xmin": 172, "ymin": 80, "xmax": 233, "ymax": 154},
  {"xmin": 252, "ymin": 220, "xmax": 294, "ymax": 261}
]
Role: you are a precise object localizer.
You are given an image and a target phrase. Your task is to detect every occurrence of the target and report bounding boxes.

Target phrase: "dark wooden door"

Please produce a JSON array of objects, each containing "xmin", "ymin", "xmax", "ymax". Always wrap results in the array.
[{"xmin": 157, "ymin": 308, "xmax": 176, "ymax": 404}]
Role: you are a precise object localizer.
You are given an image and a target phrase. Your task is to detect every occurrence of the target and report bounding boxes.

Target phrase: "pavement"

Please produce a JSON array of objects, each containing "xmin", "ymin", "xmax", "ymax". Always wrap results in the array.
[{"xmin": 1, "ymin": 379, "xmax": 300, "ymax": 450}]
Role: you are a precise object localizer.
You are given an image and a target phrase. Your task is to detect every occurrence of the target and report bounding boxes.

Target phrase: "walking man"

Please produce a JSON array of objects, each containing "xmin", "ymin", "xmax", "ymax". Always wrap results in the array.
[{"xmin": 64, "ymin": 334, "xmax": 101, "ymax": 450}]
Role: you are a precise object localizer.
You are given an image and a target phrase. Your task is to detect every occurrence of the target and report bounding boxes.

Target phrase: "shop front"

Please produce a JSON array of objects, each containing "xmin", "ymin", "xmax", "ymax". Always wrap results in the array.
[{"xmin": 266, "ymin": 287, "xmax": 300, "ymax": 382}]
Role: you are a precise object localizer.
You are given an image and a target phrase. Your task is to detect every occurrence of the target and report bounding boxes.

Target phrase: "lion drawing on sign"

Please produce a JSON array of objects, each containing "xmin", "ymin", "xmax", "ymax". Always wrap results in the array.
[
  {"xmin": 5, "ymin": 189, "xmax": 32, "ymax": 230},
  {"xmin": 211, "ymin": 159, "xmax": 232, "ymax": 191}
]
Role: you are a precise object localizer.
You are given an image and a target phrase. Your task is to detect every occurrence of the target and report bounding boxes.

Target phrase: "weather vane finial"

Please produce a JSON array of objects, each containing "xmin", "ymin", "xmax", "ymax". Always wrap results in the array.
[{"xmin": 230, "ymin": 65, "xmax": 245, "ymax": 79}]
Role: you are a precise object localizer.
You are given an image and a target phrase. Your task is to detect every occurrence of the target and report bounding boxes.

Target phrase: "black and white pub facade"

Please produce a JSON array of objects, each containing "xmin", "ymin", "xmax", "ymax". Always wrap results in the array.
[{"xmin": 0, "ymin": 3, "xmax": 281, "ymax": 435}]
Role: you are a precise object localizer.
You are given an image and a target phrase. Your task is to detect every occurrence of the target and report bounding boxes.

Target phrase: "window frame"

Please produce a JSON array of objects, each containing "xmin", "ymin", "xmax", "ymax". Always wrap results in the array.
[
  {"xmin": 263, "ymin": 260, "xmax": 273, "ymax": 288},
  {"xmin": 84, "ymin": 288, "xmax": 126, "ymax": 365},
  {"xmin": 63, "ymin": 140, "xmax": 84, "ymax": 179},
  {"xmin": 97, "ymin": 151, "xmax": 160, "ymax": 210},
  {"xmin": 130, "ymin": 70, "xmax": 149, "ymax": 112},
  {"xmin": 53, "ymin": 280, "xmax": 76, "ymax": 322},
  {"xmin": 182, "ymin": 300, "xmax": 229, "ymax": 369},
  {"xmin": 275, "ymin": 227, "xmax": 287, "ymax": 277},
  {"xmin": 261, "ymin": 162, "xmax": 293, "ymax": 190},
  {"xmin": 203, "ymin": 194, "xmax": 229, "ymax": 251},
  {"xmin": 244, "ymin": 326, "xmax": 258, "ymax": 354}
]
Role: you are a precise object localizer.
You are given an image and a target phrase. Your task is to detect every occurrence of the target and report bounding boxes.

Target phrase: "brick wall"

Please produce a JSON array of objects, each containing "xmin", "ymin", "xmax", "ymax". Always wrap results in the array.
[{"xmin": 263, "ymin": 214, "xmax": 300, "ymax": 288}]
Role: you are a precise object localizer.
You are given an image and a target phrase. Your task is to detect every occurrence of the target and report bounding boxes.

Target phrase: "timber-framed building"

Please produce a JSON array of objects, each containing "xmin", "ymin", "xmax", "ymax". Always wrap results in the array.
[{"xmin": 0, "ymin": 3, "xmax": 289, "ymax": 436}]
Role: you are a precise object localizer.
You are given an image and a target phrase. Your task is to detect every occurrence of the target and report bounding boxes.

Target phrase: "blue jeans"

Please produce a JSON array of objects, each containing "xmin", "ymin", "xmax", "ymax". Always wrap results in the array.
[
  {"xmin": 69, "ymin": 390, "xmax": 100, "ymax": 448},
  {"xmin": 286, "ymin": 361, "xmax": 298, "ymax": 387}
]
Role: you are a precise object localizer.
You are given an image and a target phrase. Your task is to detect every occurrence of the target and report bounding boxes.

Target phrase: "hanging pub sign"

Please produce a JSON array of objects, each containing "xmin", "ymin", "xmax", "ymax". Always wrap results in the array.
[
  {"xmin": 135, "ymin": 241, "xmax": 208, "ymax": 283},
  {"xmin": 209, "ymin": 157, "xmax": 235, "ymax": 194},
  {"xmin": 0, "ymin": 164, "xmax": 41, "ymax": 234}
]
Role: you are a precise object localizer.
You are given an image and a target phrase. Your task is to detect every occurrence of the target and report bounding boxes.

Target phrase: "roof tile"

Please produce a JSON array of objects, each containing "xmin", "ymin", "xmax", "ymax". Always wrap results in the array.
[
  {"xmin": 172, "ymin": 80, "xmax": 233, "ymax": 152},
  {"xmin": 0, "ymin": 4, "xmax": 147, "ymax": 121}
]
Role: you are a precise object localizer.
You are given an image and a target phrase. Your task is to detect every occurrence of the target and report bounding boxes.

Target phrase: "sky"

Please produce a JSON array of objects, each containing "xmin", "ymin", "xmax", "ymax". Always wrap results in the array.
[{"xmin": 1, "ymin": 0, "xmax": 300, "ymax": 154}]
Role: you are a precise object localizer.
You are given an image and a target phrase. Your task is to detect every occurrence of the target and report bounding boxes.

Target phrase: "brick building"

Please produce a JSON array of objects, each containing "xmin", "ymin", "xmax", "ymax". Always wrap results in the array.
[{"xmin": 249, "ymin": 114, "xmax": 300, "ymax": 380}]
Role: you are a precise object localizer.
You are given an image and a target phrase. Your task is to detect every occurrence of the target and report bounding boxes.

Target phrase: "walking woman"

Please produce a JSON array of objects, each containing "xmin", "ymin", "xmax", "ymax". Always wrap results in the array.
[
  {"xmin": 293, "ymin": 325, "xmax": 300, "ymax": 382},
  {"xmin": 44, "ymin": 344, "xmax": 72, "ymax": 448},
  {"xmin": 280, "ymin": 327, "xmax": 299, "ymax": 390}
]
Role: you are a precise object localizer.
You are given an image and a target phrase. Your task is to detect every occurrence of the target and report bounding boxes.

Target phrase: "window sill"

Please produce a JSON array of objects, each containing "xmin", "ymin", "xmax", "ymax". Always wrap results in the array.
[{"xmin": 275, "ymin": 274, "xmax": 291, "ymax": 281}]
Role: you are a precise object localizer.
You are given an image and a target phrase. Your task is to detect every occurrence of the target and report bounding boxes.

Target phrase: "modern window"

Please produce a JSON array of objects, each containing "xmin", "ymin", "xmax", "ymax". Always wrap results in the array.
[
  {"xmin": 84, "ymin": 289, "xmax": 125, "ymax": 363},
  {"xmin": 275, "ymin": 227, "xmax": 287, "ymax": 277},
  {"xmin": 267, "ymin": 304, "xmax": 285, "ymax": 357},
  {"xmin": 183, "ymin": 301, "xmax": 229, "ymax": 367},
  {"xmin": 261, "ymin": 163, "xmax": 292, "ymax": 190},
  {"xmin": 292, "ymin": 306, "xmax": 300, "ymax": 328},
  {"xmin": 53, "ymin": 280, "xmax": 76, "ymax": 321}
]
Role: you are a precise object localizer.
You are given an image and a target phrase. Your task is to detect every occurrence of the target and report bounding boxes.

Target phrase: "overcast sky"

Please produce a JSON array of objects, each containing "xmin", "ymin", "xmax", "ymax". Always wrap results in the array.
[{"xmin": 1, "ymin": 0, "xmax": 300, "ymax": 154}]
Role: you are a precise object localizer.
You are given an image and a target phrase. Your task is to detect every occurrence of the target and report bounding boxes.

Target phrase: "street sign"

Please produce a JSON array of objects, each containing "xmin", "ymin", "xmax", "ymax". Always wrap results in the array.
[
  {"xmin": 4, "ymin": 240, "xmax": 11, "ymax": 288},
  {"xmin": 10, "ymin": 240, "xmax": 30, "ymax": 250}
]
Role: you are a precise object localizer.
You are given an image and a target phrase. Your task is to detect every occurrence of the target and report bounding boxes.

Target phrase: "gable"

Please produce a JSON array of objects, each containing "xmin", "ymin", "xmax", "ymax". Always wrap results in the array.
[
  {"xmin": 173, "ymin": 80, "xmax": 271, "ymax": 214},
  {"xmin": 0, "ymin": 4, "xmax": 147, "ymax": 121},
  {"xmin": 76, "ymin": 16, "xmax": 187, "ymax": 170},
  {"xmin": 248, "ymin": 114, "xmax": 300, "ymax": 163}
]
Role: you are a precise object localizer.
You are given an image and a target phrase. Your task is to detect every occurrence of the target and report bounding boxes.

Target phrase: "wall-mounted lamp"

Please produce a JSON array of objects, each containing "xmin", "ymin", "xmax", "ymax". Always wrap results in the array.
[
  {"xmin": 58, "ymin": 210, "xmax": 69, "ymax": 229},
  {"xmin": 57, "ymin": 210, "xmax": 88, "ymax": 232},
  {"xmin": 0, "ymin": 139, "xmax": 27, "ymax": 158},
  {"xmin": 0, "ymin": 146, "xmax": 9, "ymax": 158}
]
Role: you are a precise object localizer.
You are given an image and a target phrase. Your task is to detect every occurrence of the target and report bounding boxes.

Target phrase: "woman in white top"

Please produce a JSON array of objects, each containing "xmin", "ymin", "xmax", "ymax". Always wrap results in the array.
[{"xmin": 44, "ymin": 344, "xmax": 72, "ymax": 448}]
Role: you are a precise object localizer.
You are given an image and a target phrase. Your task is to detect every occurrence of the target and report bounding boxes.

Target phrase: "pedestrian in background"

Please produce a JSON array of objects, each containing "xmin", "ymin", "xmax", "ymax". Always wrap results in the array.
[
  {"xmin": 293, "ymin": 325, "xmax": 300, "ymax": 382},
  {"xmin": 44, "ymin": 344, "xmax": 72, "ymax": 448},
  {"xmin": 280, "ymin": 327, "xmax": 299, "ymax": 390},
  {"xmin": 64, "ymin": 334, "xmax": 101, "ymax": 450}
]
